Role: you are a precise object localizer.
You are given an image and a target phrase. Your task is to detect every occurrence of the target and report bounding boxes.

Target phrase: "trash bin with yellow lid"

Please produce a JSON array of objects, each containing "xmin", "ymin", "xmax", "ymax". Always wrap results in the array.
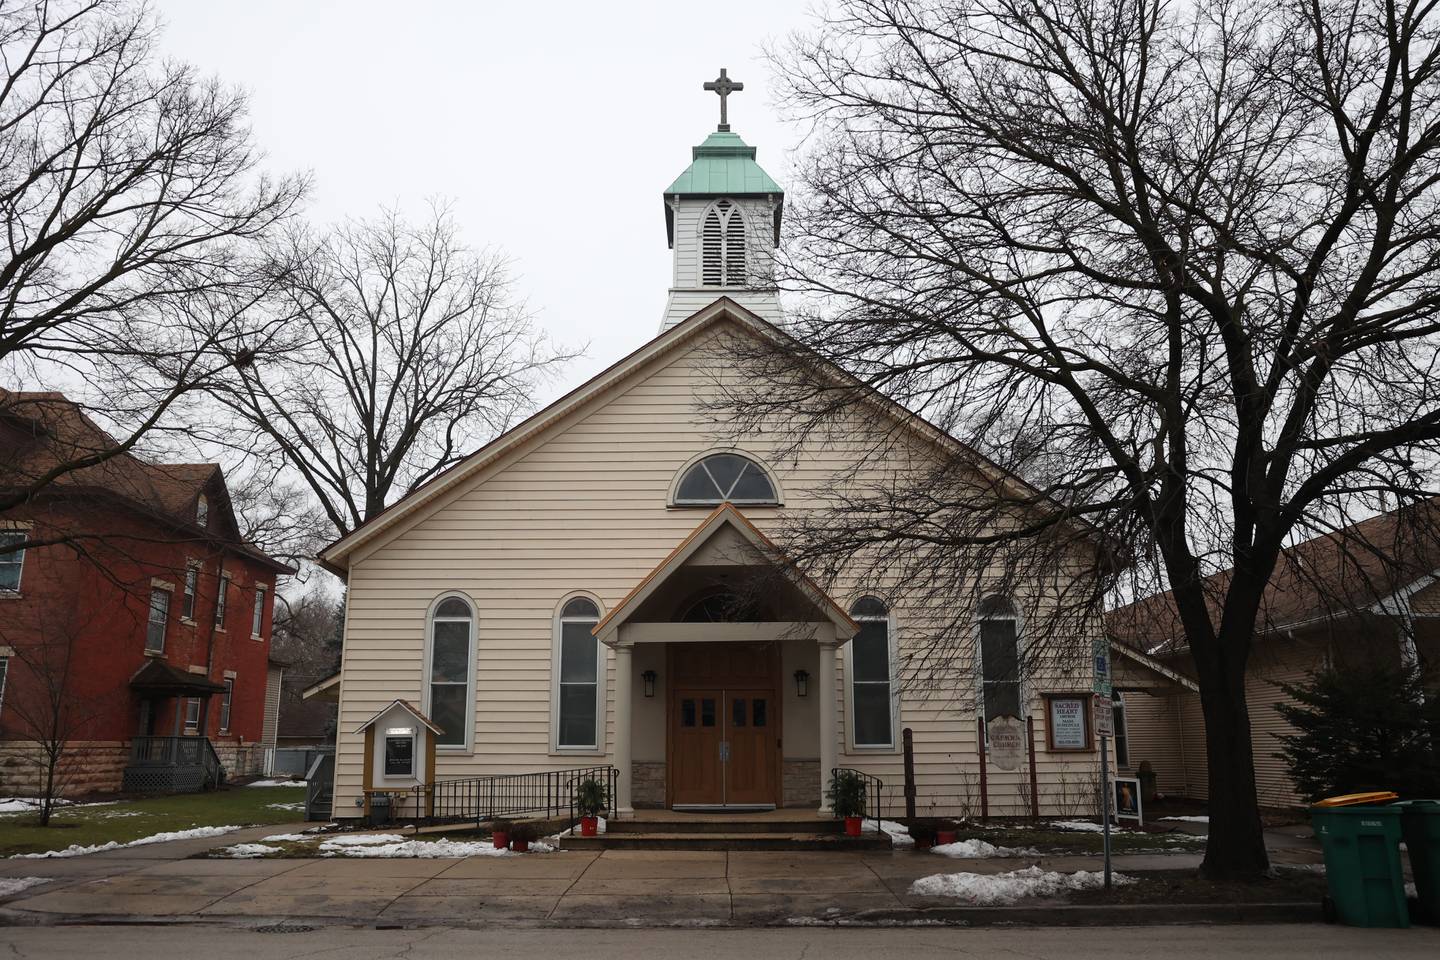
[{"xmin": 1310, "ymin": 794, "xmax": 1409, "ymax": 927}]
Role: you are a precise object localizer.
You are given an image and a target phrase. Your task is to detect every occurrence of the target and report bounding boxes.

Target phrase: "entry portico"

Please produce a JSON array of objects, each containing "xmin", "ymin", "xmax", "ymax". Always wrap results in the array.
[{"xmin": 594, "ymin": 504, "xmax": 858, "ymax": 816}]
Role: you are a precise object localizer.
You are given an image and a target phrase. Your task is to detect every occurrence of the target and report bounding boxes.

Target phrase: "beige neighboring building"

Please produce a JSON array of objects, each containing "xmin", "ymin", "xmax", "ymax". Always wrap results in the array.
[
  {"xmin": 1109, "ymin": 503, "xmax": 1440, "ymax": 808},
  {"xmin": 315, "ymin": 104, "xmax": 1121, "ymax": 823}
]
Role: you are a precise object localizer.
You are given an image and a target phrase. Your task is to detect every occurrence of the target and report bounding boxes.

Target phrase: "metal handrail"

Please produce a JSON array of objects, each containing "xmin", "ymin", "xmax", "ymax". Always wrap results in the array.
[
  {"xmin": 830, "ymin": 767, "xmax": 886, "ymax": 835},
  {"xmin": 410, "ymin": 765, "xmax": 617, "ymax": 828}
]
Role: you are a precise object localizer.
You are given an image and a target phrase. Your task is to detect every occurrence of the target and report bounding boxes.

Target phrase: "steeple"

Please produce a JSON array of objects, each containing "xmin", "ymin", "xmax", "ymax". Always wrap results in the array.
[{"xmin": 660, "ymin": 69, "xmax": 783, "ymax": 331}]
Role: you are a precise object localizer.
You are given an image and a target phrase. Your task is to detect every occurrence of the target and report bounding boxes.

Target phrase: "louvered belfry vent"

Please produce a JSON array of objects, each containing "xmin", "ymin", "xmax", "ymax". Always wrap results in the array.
[{"xmin": 700, "ymin": 199, "xmax": 746, "ymax": 287}]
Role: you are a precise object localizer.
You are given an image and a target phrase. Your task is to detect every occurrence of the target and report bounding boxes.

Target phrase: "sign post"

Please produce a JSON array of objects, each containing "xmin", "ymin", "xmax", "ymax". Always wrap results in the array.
[{"xmin": 1092, "ymin": 638, "xmax": 1113, "ymax": 890}]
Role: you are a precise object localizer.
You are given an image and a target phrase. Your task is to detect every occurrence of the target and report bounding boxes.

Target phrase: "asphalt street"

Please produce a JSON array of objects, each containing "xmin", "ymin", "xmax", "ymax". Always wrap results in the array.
[{"xmin": 1, "ymin": 923, "xmax": 1437, "ymax": 959}]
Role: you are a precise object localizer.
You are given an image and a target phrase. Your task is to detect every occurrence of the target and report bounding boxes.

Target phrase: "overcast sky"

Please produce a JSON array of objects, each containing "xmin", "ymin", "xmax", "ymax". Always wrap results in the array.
[{"xmin": 152, "ymin": 0, "xmax": 815, "ymax": 393}]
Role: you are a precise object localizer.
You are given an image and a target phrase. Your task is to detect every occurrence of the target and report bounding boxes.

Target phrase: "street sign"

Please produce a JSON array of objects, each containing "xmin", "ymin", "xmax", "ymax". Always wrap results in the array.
[
  {"xmin": 1091, "ymin": 636, "xmax": 1112, "ymax": 696},
  {"xmin": 1093, "ymin": 693, "xmax": 1114, "ymax": 737}
]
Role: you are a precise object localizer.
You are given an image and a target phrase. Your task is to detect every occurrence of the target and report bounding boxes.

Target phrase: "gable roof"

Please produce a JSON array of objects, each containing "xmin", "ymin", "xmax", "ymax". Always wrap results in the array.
[
  {"xmin": 591, "ymin": 503, "xmax": 859, "ymax": 642},
  {"xmin": 353, "ymin": 698, "xmax": 443, "ymax": 736},
  {"xmin": 319, "ymin": 298, "xmax": 1105, "ymax": 574},
  {"xmin": 1108, "ymin": 638, "xmax": 1200, "ymax": 691},
  {"xmin": 1108, "ymin": 498, "xmax": 1440, "ymax": 653}
]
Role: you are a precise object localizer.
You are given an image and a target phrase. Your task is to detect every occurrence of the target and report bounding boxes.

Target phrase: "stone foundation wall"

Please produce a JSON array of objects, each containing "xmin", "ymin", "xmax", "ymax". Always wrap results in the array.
[
  {"xmin": 0, "ymin": 741, "xmax": 128, "ymax": 797},
  {"xmin": 213, "ymin": 742, "xmax": 266, "ymax": 781},
  {"xmin": 783, "ymin": 758, "xmax": 820, "ymax": 808},
  {"xmin": 632, "ymin": 761, "xmax": 666, "ymax": 808}
]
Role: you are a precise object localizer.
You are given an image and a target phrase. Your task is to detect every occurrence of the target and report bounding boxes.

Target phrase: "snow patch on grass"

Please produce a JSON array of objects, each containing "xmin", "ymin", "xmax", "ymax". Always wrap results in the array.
[
  {"xmin": 931, "ymin": 838, "xmax": 1040, "ymax": 858},
  {"xmin": 910, "ymin": 866, "xmax": 1134, "ymax": 904},
  {"xmin": 261, "ymin": 833, "xmax": 312, "ymax": 842},
  {"xmin": 0, "ymin": 877, "xmax": 49, "ymax": 897},
  {"xmin": 1158, "ymin": 816, "xmax": 1209, "ymax": 823},
  {"xmin": 245, "ymin": 779, "xmax": 305, "ymax": 788},
  {"xmin": 219, "ymin": 843, "xmax": 282, "ymax": 858},
  {"xmin": 317, "ymin": 837, "xmax": 531, "ymax": 858},
  {"xmin": 266, "ymin": 802, "xmax": 306, "ymax": 812},
  {"xmin": 0, "ymin": 797, "xmax": 118, "ymax": 814},
  {"xmin": 10, "ymin": 824, "xmax": 243, "ymax": 859}
]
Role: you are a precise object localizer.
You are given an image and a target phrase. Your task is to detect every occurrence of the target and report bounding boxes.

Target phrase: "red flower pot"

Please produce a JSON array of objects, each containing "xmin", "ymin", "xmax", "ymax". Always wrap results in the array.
[
  {"xmin": 510, "ymin": 839, "xmax": 529, "ymax": 853},
  {"xmin": 492, "ymin": 831, "xmax": 509, "ymax": 850},
  {"xmin": 936, "ymin": 829, "xmax": 958, "ymax": 846},
  {"xmin": 580, "ymin": 815, "xmax": 599, "ymax": 837},
  {"xmin": 844, "ymin": 815, "xmax": 863, "ymax": 837}
]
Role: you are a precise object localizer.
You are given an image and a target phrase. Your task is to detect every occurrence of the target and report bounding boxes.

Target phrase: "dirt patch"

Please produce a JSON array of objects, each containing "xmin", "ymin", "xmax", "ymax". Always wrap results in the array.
[{"xmin": 1066, "ymin": 869, "xmax": 1326, "ymax": 905}]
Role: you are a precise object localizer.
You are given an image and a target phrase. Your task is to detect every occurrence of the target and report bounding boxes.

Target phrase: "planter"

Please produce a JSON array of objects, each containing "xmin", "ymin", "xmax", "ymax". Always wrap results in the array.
[
  {"xmin": 510, "ymin": 839, "xmax": 530, "ymax": 853},
  {"xmin": 492, "ymin": 831, "xmax": 509, "ymax": 850},
  {"xmin": 580, "ymin": 815, "xmax": 599, "ymax": 837},
  {"xmin": 936, "ymin": 829, "xmax": 958, "ymax": 846},
  {"xmin": 914, "ymin": 836, "xmax": 934, "ymax": 851},
  {"xmin": 844, "ymin": 815, "xmax": 863, "ymax": 837}
]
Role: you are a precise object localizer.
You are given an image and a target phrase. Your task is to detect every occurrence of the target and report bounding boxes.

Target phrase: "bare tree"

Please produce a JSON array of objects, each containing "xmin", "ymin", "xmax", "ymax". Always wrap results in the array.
[
  {"xmin": 210, "ymin": 205, "xmax": 576, "ymax": 537},
  {"xmin": 731, "ymin": 0, "xmax": 1440, "ymax": 879},
  {"xmin": 0, "ymin": 0, "xmax": 305, "ymax": 516}
]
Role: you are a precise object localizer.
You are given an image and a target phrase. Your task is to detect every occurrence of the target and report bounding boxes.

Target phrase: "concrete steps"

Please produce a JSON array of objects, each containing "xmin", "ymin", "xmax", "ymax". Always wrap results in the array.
[
  {"xmin": 607, "ymin": 817, "xmax": 844, "ymax": 835},
  {"xmin": 560, "ymin": 831, "xmax": 891, "ymax": 851}
]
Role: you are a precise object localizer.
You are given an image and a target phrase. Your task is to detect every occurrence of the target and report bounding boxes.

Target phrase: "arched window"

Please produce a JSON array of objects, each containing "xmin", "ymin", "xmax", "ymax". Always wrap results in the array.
[
  {"xmin": 555, "ymin": 597, "xmax": 601, "ymax": 750},
  {"xmin": 849, "ymin": 596, "xmax": 894, "ymax": 748},
  {"xmin": 674, "ymin": 453, "xmax": 778, "ymax": 506},
  {"xmin": 977, "ymin": 595, "xmax": 1021, "ymax": 723},
  {"xmin": 427, "ymin": 595, "xmax": 473, "ymax": 748},
  {"xmin": 701, "ymin": 200, "xmax": 747, "ymax": 286}
]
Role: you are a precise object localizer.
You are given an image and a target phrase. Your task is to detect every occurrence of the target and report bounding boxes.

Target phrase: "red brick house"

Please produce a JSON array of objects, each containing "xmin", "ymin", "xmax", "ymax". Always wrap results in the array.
[{"xmin": 0, "ymin": 392, "xmax": 293, "ymax": 795}]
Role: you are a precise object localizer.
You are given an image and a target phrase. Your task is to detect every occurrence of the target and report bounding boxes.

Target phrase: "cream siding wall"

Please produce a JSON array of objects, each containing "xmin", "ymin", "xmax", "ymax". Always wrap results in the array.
[
  {"xmin": 333, "ymin": 325, "xmax": 1108, "ymax": 818},
  {"xmin": 1117, "ymin": 691, "xmax": 1188, "ymax": 795},
  {"xmin": 261, "ymin": 664, "xmax": 283, "ymax": 750}
]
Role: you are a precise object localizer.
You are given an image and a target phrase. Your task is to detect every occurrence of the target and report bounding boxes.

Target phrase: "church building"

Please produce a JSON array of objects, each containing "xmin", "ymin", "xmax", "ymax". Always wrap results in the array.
[{"xmin": 317, "ymin": 73, "xmax": 1147, "ymax": 825}]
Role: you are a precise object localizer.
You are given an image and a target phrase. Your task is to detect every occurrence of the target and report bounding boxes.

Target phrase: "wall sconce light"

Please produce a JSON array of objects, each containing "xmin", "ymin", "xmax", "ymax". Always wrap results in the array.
[
  {"xmin": 793, "ymin": 669, "xmax": 810, "ymax": 698},
  {"xmin": 641, "ymin": 670, "xmax": 657, "ymax": 698}
]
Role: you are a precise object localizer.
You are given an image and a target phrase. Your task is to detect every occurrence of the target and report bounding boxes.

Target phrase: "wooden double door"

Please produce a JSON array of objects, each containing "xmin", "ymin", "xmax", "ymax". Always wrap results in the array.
[{"xmin": 667, "ymin": 642, "xmax": 780, "ymax": 808}]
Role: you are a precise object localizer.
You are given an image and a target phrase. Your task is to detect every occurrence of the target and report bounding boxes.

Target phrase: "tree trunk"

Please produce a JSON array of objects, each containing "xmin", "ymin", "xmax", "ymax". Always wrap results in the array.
[{"xmin": 1194, "ymin": 647, "xmax": 1270, "ymax": 879}]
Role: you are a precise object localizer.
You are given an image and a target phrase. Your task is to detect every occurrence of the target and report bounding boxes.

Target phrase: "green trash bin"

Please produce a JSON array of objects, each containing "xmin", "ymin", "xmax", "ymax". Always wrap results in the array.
[
  {"xmin": 1310, "ymin": 802, "xmax": 1409, "ymax": 927},
  {"xmin": 1397, "ymin": 800, "xmax": 1440, "ymax": 925}
]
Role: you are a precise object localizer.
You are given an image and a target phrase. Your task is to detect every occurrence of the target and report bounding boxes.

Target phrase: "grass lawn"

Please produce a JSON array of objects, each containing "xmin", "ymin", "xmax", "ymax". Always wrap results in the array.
[
  {"xmin": 956, "ymin": 822, "xmax": 1208, "ymax": 854},
  {"xmin": 0, "ymin": 787, "xmax": 307, "ymax": 857}
]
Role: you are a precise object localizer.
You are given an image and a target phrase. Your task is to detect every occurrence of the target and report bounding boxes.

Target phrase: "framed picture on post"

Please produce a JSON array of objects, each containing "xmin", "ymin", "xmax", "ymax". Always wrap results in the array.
[
  {"xmin": 1113, "ymin": 776, "xmax": 1142, "ymax": 825},
  {"xmin": 1043, "ymin": 693, "xmax": 1093, "ymax": 751}
]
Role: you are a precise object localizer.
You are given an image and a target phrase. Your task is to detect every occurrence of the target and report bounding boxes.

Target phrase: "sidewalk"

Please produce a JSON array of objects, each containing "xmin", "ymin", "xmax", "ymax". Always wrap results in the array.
[{"xmin": 0, "ymin": 823, "xmax": 1327, "ymax": 928}]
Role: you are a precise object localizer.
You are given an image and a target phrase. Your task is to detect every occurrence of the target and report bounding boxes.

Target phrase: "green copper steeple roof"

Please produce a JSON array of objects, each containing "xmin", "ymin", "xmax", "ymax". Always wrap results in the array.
[{"xmin": 665, "ymin": 130, "xmax": 784, "ymax": 196}]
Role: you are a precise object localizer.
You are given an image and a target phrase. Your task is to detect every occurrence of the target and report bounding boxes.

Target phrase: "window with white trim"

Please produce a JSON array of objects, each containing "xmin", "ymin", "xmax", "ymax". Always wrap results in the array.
[
  {"xmin": 0, "ymin": 656, "xmax": 8, "ymax": 717},
  {"xmin": 0, "ymin": 531, "xmax": 25, "ymax": 592},
  {"xmin": 849, "ymin": 596, "xmax": 894, "ymax": 747},
  {"xmin": 1112, "ymin": 692, "xmax": 1130, "ymax": 768},
  {"xmin": 182, "ymin": 565, "xmax": 198, "ymax": 620},
  {"xmin": 673, "ymin": 453, "xmax": 777, "ymax": 506},
  {"xmin": 427, "ymin": 596, "xmax": 473, "ymax": 748},
  {"xmin": 978, "ymin": 595, "xmax": 1021, "ymax": 725},
  {"xmin": 146, "ymin": 587, "xmax": 170, "ymax": 653},
  {"xmin": 701, "ymin": 199, "xmax": 747, "ymax": 286},
  {"xmin": 215, "ymin": 572, "xmax": 229, "ymax": 628},
  {"xmin": 556, "ymin": 597, "xmax": 600, "ymax": 749},
  {"xmin": 196, "ymin": 494, "xmax": 209, "ymax": 528},
  {"xmin": 251, "ymin": 586, "xmax": 266, "ymax": 637},
  {"xmin": 219, "ymin": 678, "xmax": 234, "ymax": 732},
  {"xmin": 184, "ymin": 697, "xmax": 201, "ymax": 732}
]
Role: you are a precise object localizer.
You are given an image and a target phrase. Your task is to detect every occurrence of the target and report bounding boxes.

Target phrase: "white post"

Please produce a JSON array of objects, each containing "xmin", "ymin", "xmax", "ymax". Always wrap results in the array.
[
  {"xmin": 817, "ymin": 640, "xmax": 839, "ymax": 814},
  {"xmin": 613, "ymin": 643, "xmax": 634, "ymax": 818}
]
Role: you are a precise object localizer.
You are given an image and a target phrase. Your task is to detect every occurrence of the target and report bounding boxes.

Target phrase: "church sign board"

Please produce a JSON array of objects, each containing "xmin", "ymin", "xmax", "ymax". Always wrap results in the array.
[
  {"xmin": 1044, "ymin": 694, "xmax": 1093, "ymax": 751},
  {"xmin": 987, "ymin": 716, "xmax": 1025, "ymax": 771}
]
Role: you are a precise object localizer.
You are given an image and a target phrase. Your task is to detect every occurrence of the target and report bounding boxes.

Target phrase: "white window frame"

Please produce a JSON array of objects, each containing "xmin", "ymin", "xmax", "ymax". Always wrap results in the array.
[
  {"xmin": 0, "ymin": 656, "xmax": 8, "ymax": 717},
  {"xmin": 550, "ymin": 592, "xmax": 606, "ymax": 755},
  {"xmin": 251, "ymin": 584, "xmax": 267, "ymax": 638},
  {"xmin": 0, "ymin": 529, "xmax": 28, "ymax": 594},
  {"xmin": 668, "ymin": 448, "xmax": 783, "ymax": 507},
  {"xmin": 696, "ymin": 198, "xmax": 750, "ymax": 287},
  {"xmin": 422, "ymin": 592, "xmax": 477, "ymax": 753},
  {"xmin": 844, "ymin": 596, "xmax": 900, "ymax": 752},
  {"xmin": 215, "ymin": 571, "xmax": 230, "ymax": 630},
  {"xmin": 219, "ymin": 677, "xmax": 234, "ymax": 732},
  {"xmin": 181, "ymin": 563, "xmax": 199, "ymax": 621},
  {"xmin": 1112, "ymin": 691, "xmax": 1130, "ymax": 769},
  {"xmin": 196, "ymin": 493, "xmax": 209, "ymax": 528},
  {"xmin": 146, "ymin": 586, "xmax": 171, "ymax": 654},
  {"xmin": 975, "ymin": 596, "xmax": 1026, "ymax": 744},
  {"xmin": 184, "ymin": 696, "xmax": 201, "ymax": 732}
]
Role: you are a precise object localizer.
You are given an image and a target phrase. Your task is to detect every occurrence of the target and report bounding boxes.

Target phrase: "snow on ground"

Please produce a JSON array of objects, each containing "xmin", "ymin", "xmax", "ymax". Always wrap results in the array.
[
  {"xmin": 262, "ymin": 833, "xmax": 312, "ymax": 842},
  {"xmin": 1158, "ymin": 816, "xmax": 1209, "ymax": 823},
  {"xmin": 860, "ymin": 818, "xmax": 915, "ymax": 848},
  {"xmin": 1048, "ymin": 819, "xmax": 1106, "ymax": 832},
  {"xmin": 910, "ymin": 866, "xmax": 1134, "ymax": 904},
  {"xmin": 0, "ymin": 877, "xmax": 49, "ymax": 897},
  {"xmin": 218, "ymin": 843, "xmax": 282, "ymax": 859},
  {"xmin": 267, "ymin": 802, "xmax": 306, "ymax": 812},
  {"xmin": 10, "ymin": 825, "xmax": 242, "ymax": 859},
  {"xmin": 245, "ymin": 779, "xmax": 306, "ymax": 788},
  {"xmin": 931, "ymin": 838, "xmax": 1040, "ymax": 858},
  {"xmin": 0, "ymin": 797, "xmax": 118, "ymax": 814},
  {"xmin": 317, "ymin": 836, "xmax": 534, "ymax": 859},
  {"xmin": 315, "ymin": 833, "xmax": 407, "ymax": 847}
]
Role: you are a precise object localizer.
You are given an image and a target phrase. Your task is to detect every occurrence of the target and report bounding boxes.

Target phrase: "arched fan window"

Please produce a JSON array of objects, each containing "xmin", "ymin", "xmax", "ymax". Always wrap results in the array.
[
  {"xmin": 701, "ymin": 200, "xmax": 747, "ymax": 286},
  {"xmin": 673, "ymin": 453, "xmax": 778, "ymax": 506}
]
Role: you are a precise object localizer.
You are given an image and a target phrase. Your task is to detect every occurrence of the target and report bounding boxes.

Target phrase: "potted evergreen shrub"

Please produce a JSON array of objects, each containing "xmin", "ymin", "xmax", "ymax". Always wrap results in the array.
[
  {"xmin": 490, "ymin": 818, "xmax": 513, "ymax": 850},
  {"xmin": 828, "ymin": 770, "xmax": 867, "ymax": 837},
  {"xmin": 509, "ymin": 821, "xmax": 538, "ymax": 853},
  {"xmin": 575, "ymin": 778, "xmax": 606, "ymax": 837}
]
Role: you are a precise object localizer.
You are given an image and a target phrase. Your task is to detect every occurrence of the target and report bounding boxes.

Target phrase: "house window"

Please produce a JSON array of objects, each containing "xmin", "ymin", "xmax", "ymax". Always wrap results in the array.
[
  {"xmin": 849, "ymin": 596, "xmax": 894, "ymax": 747},
  {"xmin": 673, "ymin": 453, "xmax": 777, "ymax": 506},
  {"xmin": 385, "ymin": 729, "xmax": 415, "ymax": 777},
  {"xmin": 701, "ymin": 199, "xmax": 747, "ymax": 286},
  {"xmin": 427, "ymin": 596, "xmax": 473, "ymax": 748},
  {"xmin": 978, "ymin": 595, "xmax": 1022, "ymax": 726},
  {"xmin": 556, "ymin": 597, "xmax": 600, "ymax": 749},
  {"xmin": 0, "ymin": 531, "xmax": 25, "ymax": 592},
  {"xmin": 219, "ymin": 678, "xmax": 234, "ymax": 732},
  {"xmin": 215, "ymin": 572, "xmax": 229, "ymax": 628},
  {"xmin": 184, "ymin": 697, "xmax": 201, "ymax": 732},
  {"xmin": 182, "ymin": 565, "xmax": 198, "ymax": 620},
  {"xmin": 146, "ymin": 587, "xmax": 170, "ymax": 653},
  {"xmin": 251, "ymin": 586, "xmax": 266, "ymax": 638},
  {"xmin": 1112, "ymin": 692, "xmax": 1130, "ymax": 768},
  {"xmin": 196, "ymin": 494, "xmax": 209, "ymax": 528}
]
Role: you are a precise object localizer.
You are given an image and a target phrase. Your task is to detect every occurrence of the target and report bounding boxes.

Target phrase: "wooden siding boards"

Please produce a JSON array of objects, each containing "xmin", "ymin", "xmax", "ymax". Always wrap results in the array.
[{"xmin": 331, "ymin": 324, "xmax": 1107, "ymax": 817}]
